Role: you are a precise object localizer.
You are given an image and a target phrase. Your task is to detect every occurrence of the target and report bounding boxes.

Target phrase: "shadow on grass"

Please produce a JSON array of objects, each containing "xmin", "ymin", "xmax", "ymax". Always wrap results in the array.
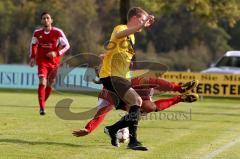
[
  {"xmin": 191, "ymin": 112, "xmax": 240, "ymax": 117},
  {"xmin": 191, "ymin": 119, "xmax": 240, "ymax": 124},
  {"xmin": 203, "ymin": 105, "xmax": 240, "ymax": 110},
  {"xmin": 0, "ymin": 138, "xmax": 106, "ymax": 147},
  {"xmin": 141, "ymin": 126, "xmax": 190, "ymax": 130},
  {"xmin": 0, "ymin": 104, "xmax": 93, "ymax": 110},
  {"xmin": 0, "ymin": 88, "xmax": 99, "ymax": 98}
]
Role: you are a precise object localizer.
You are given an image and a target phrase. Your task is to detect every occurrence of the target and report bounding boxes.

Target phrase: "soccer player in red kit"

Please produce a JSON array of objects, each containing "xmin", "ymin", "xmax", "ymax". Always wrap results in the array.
[
  {"xmin": 73, "ymin": 78, "xmax": 199, "ymax": 137},
  {"xmin": 29, "ymin": 12, "xmax": 70, "ymax": 115}
]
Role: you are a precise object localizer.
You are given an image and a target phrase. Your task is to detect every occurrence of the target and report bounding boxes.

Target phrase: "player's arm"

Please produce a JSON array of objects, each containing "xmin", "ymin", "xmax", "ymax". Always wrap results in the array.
[
  {"xmin": 57, "ymin": 30, "xmax": 70, "ymax": 56},
  {"xmin": 29, "ymin": 32, "xmax": 38, "ymax": 67},
  {"xmin": 72, "ymin": 103, "xmax": 113, "ymax": 137},
  {"xmin": 47, "ymin": 30, "xmax": 70, "ymax": 59},
  {"xmin": 115, "ymin": 15, "xmax": 155, "ymax": 39},
  {"xmin": 92, "ymin": 54, "xmax": 105, "ymax": 84},
  {"xmin": 85, "ymin": 105, "xmax": 113, "ymax": 133},
  {"xmin": 73, "ymin": 90, "xmax": 115, "ymax": 137}
]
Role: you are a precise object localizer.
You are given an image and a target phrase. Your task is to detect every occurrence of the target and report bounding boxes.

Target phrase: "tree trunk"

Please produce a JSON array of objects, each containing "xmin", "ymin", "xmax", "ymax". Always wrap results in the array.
[
  {"xmin": 3, "ymin": 37, "xmax": 10, "ymax": 64},
  {"xmin": 120, "ymin": 0, "xmax": 130, "ymax": 24}
]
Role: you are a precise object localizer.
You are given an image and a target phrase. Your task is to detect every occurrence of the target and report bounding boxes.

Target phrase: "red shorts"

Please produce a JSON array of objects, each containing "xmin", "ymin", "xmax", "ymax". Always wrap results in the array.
[{"xmin": 38, "ymin": 64, "xmax": 58, "ymax": 82}]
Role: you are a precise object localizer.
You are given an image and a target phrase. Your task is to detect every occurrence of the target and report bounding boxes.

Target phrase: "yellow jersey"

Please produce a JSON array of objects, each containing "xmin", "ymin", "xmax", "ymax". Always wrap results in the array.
[{"xmin": 99, "ymin": 25, "xmax": 135, "ymax": 79}]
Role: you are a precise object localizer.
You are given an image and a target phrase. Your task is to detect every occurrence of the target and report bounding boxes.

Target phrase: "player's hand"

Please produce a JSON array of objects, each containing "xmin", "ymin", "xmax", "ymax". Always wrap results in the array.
[
  {"xmin": 93, "ymin": 79, "xmax": 102, "ymax": 84},
  {"xmin": 29, "ymin": 58, "xmax": 35, "ymax": 67},
  {"xmin": 137, "ymin": 15, "xmax": 155, "ymax": 30},
  {"xmin": 144, "ymin": 15, "xmax": 155, "ymax": 27},
  {"xmin": 46, "ymin": 51, "xmax": 57, "ymax": 59},
  {"xmin": 99, "ymin": 54, "xmax": 105, "ymax": 60},
  {"xmin": 72, "ymin": 129, "xmax": 89, "ymax": 137}
]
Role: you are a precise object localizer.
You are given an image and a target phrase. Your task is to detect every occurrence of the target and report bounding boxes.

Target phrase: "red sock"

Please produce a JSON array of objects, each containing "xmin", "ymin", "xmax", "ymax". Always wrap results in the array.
[
  {"xmin": 171, "ymin": 83, "xmax": 182, "ymax": 92},
  {"xmin": 38, "ymin": 84, "xmax": 46, "ymax": 110},
  {"xmin": 154, "ymin": 95, "xmax": 182, "ymax": 111},
  {"xmin": 148, "ymin": 78, "xmax": 182, "ymax": 92},
  {"xmin": 132, "ymin": 77, "xmax": 182, "ymax": 92},
  {"xmin": 45, "ymin": 86, "xmax": 52, "ymax": 101}
]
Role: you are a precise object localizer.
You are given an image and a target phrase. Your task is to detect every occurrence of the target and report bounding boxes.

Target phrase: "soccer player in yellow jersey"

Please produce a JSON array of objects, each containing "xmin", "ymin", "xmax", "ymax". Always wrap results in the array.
[{"xmin": 99, "ymin": 7, "xmax": 155, "ymax": 151}]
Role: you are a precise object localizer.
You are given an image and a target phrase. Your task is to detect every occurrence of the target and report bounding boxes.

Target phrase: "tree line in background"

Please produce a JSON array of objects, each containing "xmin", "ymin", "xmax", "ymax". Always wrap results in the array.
[{"xmin": 0, "ymin": 0, "xmax": 240, "ymax": 71}]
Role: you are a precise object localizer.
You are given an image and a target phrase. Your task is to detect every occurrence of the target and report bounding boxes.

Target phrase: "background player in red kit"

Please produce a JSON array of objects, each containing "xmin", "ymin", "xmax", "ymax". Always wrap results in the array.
[{"xmin": 29, "ymin": 12, "xmax": 70, "ymax": 115}]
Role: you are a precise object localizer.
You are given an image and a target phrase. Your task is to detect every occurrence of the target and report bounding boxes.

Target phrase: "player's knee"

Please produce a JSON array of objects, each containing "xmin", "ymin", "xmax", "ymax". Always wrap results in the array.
[
  {"xmin": 39, "ymin": 78, "xmax": 47, "ymax": 86},
  {"xmin": 135, "ymin": 96, "xmax": 142, "ymax": 106},
  {"xmin": 141, "ymin": 100, "xmax": 157, "ymax": 113},
  {"xmin": 47, "ymin": 79, "xmax": 56, "ymax": 87},
  {"xmin": 47, "ymin": 84, "xmax": 53, "ymax": 88}
]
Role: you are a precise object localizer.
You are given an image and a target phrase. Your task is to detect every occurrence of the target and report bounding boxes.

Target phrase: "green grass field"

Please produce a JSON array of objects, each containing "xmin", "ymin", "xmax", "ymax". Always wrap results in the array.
[{"xmin": 0, "ymin": 90, "xmax": 240, "ymax": 159}]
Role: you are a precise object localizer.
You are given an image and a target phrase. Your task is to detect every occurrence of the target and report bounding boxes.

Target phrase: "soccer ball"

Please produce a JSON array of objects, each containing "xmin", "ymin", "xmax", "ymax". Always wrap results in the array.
[{"xmin": 116, "ymin": 127, "xmax": 129, "ymax": 143}]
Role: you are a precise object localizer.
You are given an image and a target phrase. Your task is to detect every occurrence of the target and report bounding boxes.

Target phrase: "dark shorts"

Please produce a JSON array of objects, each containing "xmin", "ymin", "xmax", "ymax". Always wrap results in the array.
[{"xmin": 100, "ymin": 76, "xmax": 131, "ymax": 109}]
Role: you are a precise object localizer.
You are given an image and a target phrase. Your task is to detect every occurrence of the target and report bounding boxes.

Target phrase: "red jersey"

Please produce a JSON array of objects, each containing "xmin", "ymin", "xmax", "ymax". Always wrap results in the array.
[{"xmin": 29, "ymin": 27, "xmax": 70, "ymax": 67}]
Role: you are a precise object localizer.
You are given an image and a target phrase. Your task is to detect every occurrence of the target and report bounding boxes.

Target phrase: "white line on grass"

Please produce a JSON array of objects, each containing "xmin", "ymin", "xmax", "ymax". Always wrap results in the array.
[{"xmin": 203, "ymin": 137, "xmax": 240, "ymax": 159}]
